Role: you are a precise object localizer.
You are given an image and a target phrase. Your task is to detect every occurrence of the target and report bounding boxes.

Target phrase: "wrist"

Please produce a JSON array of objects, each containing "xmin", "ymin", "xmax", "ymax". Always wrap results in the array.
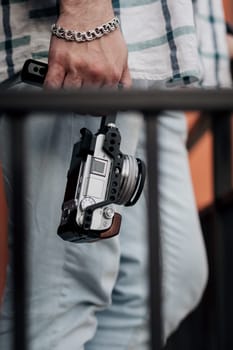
[{"xmin": 51, "ymin": 17, "xmax": 120, "ymax": 43}]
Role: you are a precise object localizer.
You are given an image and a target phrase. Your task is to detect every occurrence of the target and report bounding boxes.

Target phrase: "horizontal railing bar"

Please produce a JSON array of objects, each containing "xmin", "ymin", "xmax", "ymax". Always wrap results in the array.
[{"xmin": 0, "ymin": 88, "xmax": 233, "ymax": 113}]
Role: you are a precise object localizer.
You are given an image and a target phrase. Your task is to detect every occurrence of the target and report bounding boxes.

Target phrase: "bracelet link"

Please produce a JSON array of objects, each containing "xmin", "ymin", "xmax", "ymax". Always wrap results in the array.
[{"xmin": 51, "ymin": 17, "xmax": 120, "ymax": 43}]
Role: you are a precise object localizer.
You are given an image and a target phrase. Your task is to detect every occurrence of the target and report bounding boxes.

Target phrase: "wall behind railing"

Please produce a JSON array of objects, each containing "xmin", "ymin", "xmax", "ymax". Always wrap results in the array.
[
  {"xmin": 223, "ymin": 0, "xmax": 233, "ymax": 24},
  {"xmin": 187, "ymin": 114, "xmax": 214, "ymax": 210}
]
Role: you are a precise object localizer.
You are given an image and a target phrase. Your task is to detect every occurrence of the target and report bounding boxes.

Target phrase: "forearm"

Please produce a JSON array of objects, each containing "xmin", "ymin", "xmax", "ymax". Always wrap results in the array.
[{"xmin": 59, "ymin": 0, "xmax": 115, "ymax": 28}]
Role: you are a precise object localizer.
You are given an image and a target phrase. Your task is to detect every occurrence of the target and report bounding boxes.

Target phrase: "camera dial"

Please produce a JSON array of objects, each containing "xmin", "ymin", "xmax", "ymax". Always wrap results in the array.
[{"xmin": 80, "ymin": 197, "xmax": 96, "ymax": 211}]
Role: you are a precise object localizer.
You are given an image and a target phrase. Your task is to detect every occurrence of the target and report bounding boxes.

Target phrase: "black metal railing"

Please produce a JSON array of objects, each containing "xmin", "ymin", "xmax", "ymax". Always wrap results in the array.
[{"xmin": 0, "ymin": 88, "xmax": 233, "ymax": 350}]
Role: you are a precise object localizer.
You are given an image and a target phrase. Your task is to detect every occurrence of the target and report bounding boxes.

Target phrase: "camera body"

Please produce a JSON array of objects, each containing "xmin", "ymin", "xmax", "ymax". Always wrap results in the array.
[
  {"xmin": 21, "ymin": 59, "xmax": 146, "ymax": 243},
  {"xmin": 57, "ymin": 123, "xmax": 145, "ymax": 242},
  {"xmin": 58, "ymin": 127, "xmax": 117, "ymax": 241}
]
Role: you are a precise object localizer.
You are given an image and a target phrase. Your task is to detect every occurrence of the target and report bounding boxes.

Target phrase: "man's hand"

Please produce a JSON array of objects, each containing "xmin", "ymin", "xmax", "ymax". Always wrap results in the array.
[{"xmin": 44, "ymin": 0, "xmax": 131, "ymax": 89}]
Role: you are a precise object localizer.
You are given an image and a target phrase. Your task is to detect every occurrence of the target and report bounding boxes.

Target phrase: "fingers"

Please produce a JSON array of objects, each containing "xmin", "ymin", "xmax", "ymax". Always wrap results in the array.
[
  {"xmin": 120, "ymin": 66, "xmax": 132, "ymax": 89},
  {"xmin": 63, "ymin": 74, "xmax": 82, "ymax": 88},
  {"xmin": 62, "ymin": 67, "xmax": 114, "ymax": 89},
  {"xmin": 44, "ymin": 43, "xmax": 132, "ymax": 89},
  {"xmin": 44, "ymin": 63, "xmax": 66, "ymax": 89},
  {"xmin": 44, "ymin": 63, "xmax": 130, "ymax": 89},
  {"xmin": 44, "ymin": 63, "xmax": 83, "ymax": 89},
  {"xmin": 81, "ymin": 63, "xmax": 111, "ymax": 88}
]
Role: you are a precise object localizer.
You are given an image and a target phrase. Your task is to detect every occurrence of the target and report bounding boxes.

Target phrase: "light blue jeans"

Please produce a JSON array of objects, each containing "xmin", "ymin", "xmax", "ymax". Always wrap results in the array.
[{"xmin": 0, "ymin": 82, "xmax": 208, "ymax": 349}]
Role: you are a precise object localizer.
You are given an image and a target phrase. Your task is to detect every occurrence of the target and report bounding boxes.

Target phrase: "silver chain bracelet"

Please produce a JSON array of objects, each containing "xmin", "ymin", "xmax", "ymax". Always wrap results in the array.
[{"xmin": 51, "ymin": 16, "xmax": 120, "ymax": 43}]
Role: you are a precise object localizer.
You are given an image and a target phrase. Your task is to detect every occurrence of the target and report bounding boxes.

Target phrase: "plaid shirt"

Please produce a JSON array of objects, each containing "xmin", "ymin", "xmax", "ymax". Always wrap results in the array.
[
  {"xmin": 0, "ymin": 0, "xmax": 230, "ymax": 86},
  {"xmin": 194, "ymin": 0, "xmax": 231, "ymax": 86}
]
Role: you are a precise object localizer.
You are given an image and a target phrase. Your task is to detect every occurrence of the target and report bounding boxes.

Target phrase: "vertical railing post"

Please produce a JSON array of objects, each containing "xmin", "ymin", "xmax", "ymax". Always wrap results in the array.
[
  {"xmin": 211, "ymin": 112, "xmax": 232, "ymax": 349},
  {"xmin": 145, "ymin": 111, "xmax": 163, "ymax": 350},
  {"xmin": 9, "ymin": 114, "xmax": 28, "ymax": 350},
  {"xmin": 212, "ymin": 112, "xmax": 232, "ymax": 199}
]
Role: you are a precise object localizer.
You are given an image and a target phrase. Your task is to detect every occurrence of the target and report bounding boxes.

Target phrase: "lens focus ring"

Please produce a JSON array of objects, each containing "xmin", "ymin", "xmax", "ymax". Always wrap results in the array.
[{"xmin": 116, "ymin": 155, "xmax": 139, "ymax": 205}]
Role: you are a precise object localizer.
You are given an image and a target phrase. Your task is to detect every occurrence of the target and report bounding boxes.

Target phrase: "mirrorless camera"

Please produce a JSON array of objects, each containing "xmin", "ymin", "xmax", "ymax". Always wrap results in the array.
[
  {"xmin": 57, "ymin": 121, "xmax": 146, "ymax": 242},
  {"xmin": 21, "ymin": 59, "xmax": 146, "ymax": 242}
]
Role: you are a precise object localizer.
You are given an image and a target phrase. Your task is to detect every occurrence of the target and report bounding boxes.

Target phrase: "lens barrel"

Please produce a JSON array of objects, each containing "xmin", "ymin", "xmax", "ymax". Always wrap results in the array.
[{"xmin": 117, "ymin": 155, "xmax": 145, "ymax": 206}]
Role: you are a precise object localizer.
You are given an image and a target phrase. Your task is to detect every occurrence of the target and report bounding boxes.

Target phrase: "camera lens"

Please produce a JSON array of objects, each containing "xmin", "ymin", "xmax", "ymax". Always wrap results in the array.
[
  {"xmin": 117, "ymin": 155, "xmax": 138, "ymax": 205},
  {"xmin": 116, "ymin": 156, "xmax": 146, "ymax": 206}
]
